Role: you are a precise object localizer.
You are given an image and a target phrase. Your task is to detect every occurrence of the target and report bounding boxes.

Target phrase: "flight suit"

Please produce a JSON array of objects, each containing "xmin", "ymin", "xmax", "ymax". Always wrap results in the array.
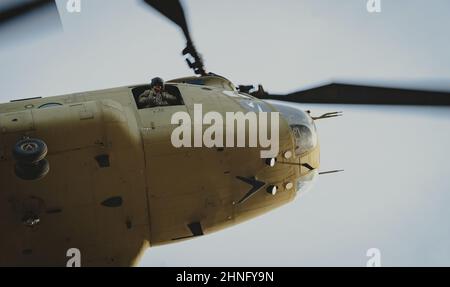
[{"xmin": 138, "ymin": 89, "xmax": 177, "ymax": 108}]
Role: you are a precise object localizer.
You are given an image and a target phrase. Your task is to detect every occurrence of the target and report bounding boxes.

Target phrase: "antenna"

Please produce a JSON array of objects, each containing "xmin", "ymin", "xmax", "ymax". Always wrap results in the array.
[
  {"xmin": 319, "ymin": 170, "xmax": 344, "ymax": 175},
  {"xmin": 312, "ymin": 111, "xmax": 343, "ymax": 120}
]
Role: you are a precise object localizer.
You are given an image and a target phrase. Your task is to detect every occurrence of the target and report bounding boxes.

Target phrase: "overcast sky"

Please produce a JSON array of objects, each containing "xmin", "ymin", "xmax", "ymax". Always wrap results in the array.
[{"xmin": 1, "ymin": 0, "xmax": 450, "ymax": 266}]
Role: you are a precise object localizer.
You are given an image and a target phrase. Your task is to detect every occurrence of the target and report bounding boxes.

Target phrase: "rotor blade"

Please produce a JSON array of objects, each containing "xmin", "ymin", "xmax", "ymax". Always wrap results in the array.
[
  {"xmin": 142, "ymin": 0, "xmax": 206, "ymax": 75},
  {"xmin": 254, "ymin": 83, "xmax": 450, "ymax": 106},
  {"xmin": 142, "ymin": 0, "xmax": 190, "ymax": 41},
  {"xmin": 0, "ymin": 0, "xmax": 55, "ymax": 26}
]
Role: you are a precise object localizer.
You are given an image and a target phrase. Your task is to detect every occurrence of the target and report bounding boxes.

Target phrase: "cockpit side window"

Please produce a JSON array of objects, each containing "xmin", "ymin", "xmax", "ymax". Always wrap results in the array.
[{"xmin": 131, "ymin": 84, "xmax": 185, "ymax": 109}]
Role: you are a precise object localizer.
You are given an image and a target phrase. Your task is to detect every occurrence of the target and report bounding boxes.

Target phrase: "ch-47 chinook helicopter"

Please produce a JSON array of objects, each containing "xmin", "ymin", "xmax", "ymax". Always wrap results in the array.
[{"xmin": 1, "ymin": 1, "xmax": 450, "ymax": 267}]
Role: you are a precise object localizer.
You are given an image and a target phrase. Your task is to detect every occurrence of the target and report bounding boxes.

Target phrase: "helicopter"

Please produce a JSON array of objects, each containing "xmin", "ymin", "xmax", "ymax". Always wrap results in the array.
[{"xmin": 0, "ymin": 0, "xmax": 449, "ymax": 267}]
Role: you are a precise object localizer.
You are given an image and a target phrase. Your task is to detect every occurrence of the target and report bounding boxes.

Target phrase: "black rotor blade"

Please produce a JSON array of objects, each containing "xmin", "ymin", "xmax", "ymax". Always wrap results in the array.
[
  {"xmin": 142, "ymin": 0, "xmax": 190, "ymax": 41},
  {"xmin": 0, "ymin": 0, "xmax": 55, "ymax": 26},
  {"xmin": 142, "ymin": 0, "xmax": 206, "ymax": 75},
  {"xmin": 253, "ymin": 83, "xmax": 450, "ymax": 106}
]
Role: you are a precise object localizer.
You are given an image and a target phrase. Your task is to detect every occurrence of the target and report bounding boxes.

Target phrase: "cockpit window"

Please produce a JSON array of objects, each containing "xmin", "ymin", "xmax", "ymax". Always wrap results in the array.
[
  {"xmin": 131, "ymin": 84, "xmax": 184, "ymax": 109},
  {"xmin": 296, "ymin": 170, "xmax": 318, "ymax": 195},
  {"xmin": 268, "ymin": 102, "xmax": 318, "ymax": 155},
  {"xmin": 291, "ymin": 124, "xmax": 315, "ymax": 154}
]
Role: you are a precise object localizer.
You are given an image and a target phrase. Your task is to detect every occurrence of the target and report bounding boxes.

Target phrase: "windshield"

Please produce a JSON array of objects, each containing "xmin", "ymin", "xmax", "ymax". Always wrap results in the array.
[
  {"xmin": 296, "ymin": 170, "xmax": 318, "ymax": 195},
  {"xmin": 269, "ymin": 102, "xmax": 318, "ymax": 155}
]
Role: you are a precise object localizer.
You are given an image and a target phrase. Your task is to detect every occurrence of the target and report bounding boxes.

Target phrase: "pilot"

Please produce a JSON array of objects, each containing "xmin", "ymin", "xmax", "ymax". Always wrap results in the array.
[{"xmin": 138, "ymin": 77, "xmax": 176, "ymax": 108}]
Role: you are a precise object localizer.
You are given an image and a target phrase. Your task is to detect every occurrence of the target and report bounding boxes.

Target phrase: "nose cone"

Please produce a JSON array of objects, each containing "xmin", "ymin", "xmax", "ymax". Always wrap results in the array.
[{"xmin": 266, "ymin": 101, "xmax": 321, "ymax": 198}]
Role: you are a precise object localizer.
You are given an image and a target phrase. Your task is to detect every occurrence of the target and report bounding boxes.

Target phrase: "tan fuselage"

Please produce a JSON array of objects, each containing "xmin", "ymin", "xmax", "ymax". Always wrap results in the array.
[{"xmin": 0, "ymin": 78, "xmax": 319, "ymax": 266}]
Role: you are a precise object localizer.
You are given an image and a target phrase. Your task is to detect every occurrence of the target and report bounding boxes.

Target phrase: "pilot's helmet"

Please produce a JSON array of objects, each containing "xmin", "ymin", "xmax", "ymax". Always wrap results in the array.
[{"xmin": 150, "ymin": 77, "xmax": 164, "ymax": 89}]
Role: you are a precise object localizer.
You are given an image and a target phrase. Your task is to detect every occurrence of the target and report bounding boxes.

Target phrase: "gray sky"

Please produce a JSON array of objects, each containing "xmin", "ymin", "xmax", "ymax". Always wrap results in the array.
[{"xmin": 1, "ymin": 0, "xmax": 450, "ymax": 266}]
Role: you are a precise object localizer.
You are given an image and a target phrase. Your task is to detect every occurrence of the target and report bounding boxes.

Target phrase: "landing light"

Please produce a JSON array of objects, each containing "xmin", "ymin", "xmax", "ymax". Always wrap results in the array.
[
  {"xmin": 283, "ymin": 151, "xmax": 292, "ymax": 159},
  {"xmin": 285, "ymin": 182, "xmax": 294, "ymax": 190},
  {"xmin": 267, "ymin": 185, "xmax": 277, "ymax": 195},
  {"xmin": 265, "ymin": 158, "xmax": 276, "ymax": 167}
]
